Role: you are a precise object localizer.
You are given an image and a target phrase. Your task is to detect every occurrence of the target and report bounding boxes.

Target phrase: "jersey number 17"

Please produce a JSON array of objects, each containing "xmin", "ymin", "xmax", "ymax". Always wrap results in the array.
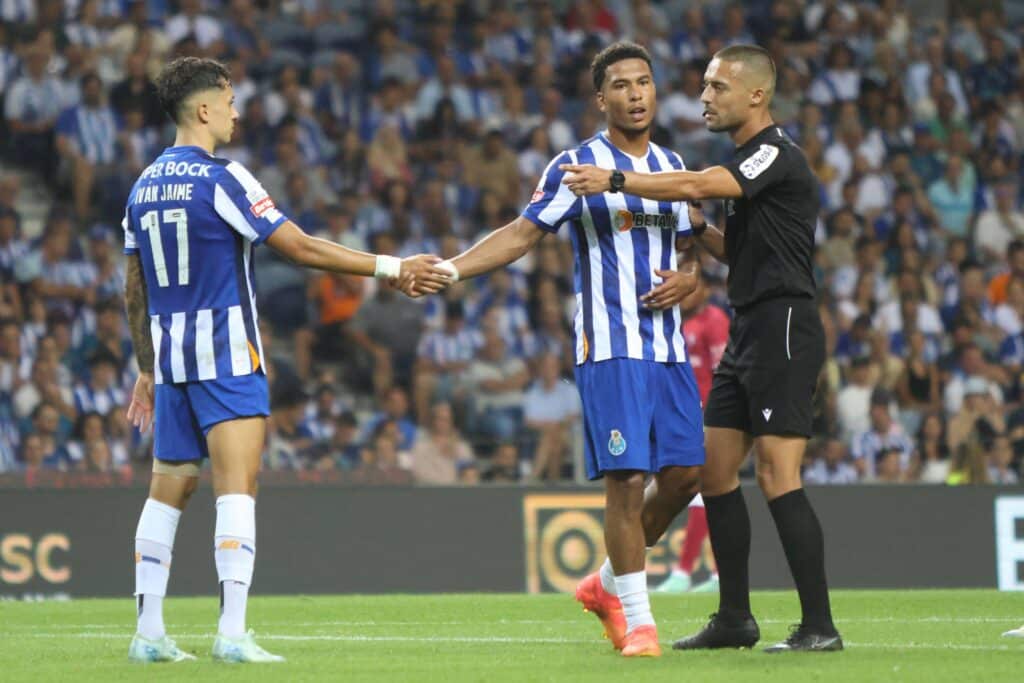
[{"xmin": 140, "ymin": 208, "xmax": 189, "ymax": 288}]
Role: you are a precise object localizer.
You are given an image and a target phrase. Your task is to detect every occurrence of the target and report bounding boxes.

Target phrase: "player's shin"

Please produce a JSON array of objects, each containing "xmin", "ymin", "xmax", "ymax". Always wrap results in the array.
[
  {"xmin": 214, "ymin": 494, "xmax": 257, "ymax": 638},
  {"xmin": 768, "ymin": 489, "xmax": 836, "ymax": 633},
  {"xmin": 134, "ymin": 498, "xmax": 182, "ymax": 639},
  {"xmin": 614, "ymin": 572, "xmax": 655, "ymax": 634},
  {"xmin": 704, "ymin": 487, "xmax": 752, "ymax": 617}
]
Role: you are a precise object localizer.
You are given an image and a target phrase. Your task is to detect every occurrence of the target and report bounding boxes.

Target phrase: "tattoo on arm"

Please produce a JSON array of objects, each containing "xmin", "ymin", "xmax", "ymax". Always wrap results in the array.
[{"xmin": 125, "ymin": 254, "xmax": 154, "ymax": 374}]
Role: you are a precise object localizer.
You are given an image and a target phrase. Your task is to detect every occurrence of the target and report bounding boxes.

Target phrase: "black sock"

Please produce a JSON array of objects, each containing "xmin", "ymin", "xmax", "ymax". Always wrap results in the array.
[
  {"xmin": 768, "ymin": 488, "xmax": 836, "ymax": 633},
  {"xmin": 704, "ymin": 487, "xmax": 752, "ymax": 618}
]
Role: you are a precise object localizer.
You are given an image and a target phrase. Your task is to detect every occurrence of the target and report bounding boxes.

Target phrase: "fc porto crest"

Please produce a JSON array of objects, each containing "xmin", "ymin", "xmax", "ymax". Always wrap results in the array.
[{"xmin": 608, "ymin": 430, "xmax": 627, "ymax": 456}]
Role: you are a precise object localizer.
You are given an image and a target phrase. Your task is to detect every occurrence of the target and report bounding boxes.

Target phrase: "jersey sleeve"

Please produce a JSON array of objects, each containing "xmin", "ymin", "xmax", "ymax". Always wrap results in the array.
[
  {"xmin": 723, "ymin": 142, "xmax": 791, "ymax": 199},
  {"xmin": 212, "ymin": 161, "xmax": 289, "ymax": 245},
  {"xmin": 521, "ymin": 151, "xmax": 582, "ymax": 233},
  {"xmin": 122, "ymin": 209, "xmax": 137, "ymax": 255}
]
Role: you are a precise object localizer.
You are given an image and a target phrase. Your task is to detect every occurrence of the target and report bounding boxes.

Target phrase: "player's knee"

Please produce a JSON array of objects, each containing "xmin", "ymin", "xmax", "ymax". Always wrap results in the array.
[
  {"xmin": 182, "ymin": 475, "xmax": 200, "ymax": 502},
  {"xmin": 659, "ymin": 468, "xmax": 701, "ymax": 502},
  {"xmin": 606, "ymin": 470, "xmax": 646, "ymax": 496}
]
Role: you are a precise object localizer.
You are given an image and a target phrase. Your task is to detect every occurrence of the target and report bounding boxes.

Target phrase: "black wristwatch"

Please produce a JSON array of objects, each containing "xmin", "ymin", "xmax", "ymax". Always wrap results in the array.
[{"xmin": 609, "ymin": 169, "xmax": 626, "ymax": 193}]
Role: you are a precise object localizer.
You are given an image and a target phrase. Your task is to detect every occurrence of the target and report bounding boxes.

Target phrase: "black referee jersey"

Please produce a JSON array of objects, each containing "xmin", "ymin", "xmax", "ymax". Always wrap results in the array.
[{"xmin": 721, "ymin": 124, "xmax": 819, "ymax": 309}]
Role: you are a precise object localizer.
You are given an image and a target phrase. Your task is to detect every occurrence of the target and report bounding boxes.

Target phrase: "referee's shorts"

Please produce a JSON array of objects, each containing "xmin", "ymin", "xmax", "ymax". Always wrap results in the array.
[{"xmin": 704, "ymin": 296, "xmax": 824, "ymax": 438}]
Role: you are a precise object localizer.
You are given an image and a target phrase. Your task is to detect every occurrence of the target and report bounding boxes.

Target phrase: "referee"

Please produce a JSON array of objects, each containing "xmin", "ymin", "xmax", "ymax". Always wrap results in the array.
[{"xmin": 560, "ymin": 44, "xmax": 842, "ymax": 653}]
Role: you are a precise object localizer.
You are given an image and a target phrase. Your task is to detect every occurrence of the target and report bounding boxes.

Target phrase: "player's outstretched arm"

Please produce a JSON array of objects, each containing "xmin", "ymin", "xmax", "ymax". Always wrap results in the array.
[
  {"xmin": 125, "ymin": 254, "xmax": 155, "ymax": 433},
  {"xmin": 559, "ymin": 163, "xmax": 743, "ymax": 202},
  {"xmin": 428, "ymin": 217, "xmax": 547, "ymax": 289},
  {"xmin": 266, "ymin": 221, "xmax": 452, "ymax": 295}
]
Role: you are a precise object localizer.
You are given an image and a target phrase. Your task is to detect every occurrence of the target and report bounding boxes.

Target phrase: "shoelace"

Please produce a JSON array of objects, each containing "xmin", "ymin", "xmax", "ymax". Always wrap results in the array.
[{"xmin": 783, "ymin": 623, "xmax": 809, "ymax": 645}]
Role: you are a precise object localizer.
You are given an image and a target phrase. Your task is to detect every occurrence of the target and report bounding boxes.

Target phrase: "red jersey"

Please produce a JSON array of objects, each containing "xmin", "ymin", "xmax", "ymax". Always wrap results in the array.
[{"xmin": 682, "ymin": 304, "xmax": 730, "ymax": 403}]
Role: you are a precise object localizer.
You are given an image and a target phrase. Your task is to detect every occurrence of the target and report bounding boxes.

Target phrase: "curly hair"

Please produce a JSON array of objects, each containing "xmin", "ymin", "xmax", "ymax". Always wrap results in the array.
[
  {"xmin": 590, "ymin": 41, "xmax": 653, "ymax": 92},
  {"xmin": 154, "ymin": 57, "xmax": 231, "ymax": 124}
]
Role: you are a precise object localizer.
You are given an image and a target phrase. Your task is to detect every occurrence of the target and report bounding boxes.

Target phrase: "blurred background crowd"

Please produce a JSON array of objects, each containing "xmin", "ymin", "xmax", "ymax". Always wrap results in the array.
[{"xmin": 0, "ymin": 0, "xmax": 1023, "ymax": 486}]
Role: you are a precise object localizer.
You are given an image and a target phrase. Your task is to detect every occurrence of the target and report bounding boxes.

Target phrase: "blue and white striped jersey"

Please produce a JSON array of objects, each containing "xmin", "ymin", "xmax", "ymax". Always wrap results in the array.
[
  {"xmin": 123, "ymin": 146, "xmax": 288, "ymax": 385},
  {"xmin": 56, "ymin": 104, "xmax": 120, "ymax": 164},
  {"xmin": 521, "ymin": 132, "xmax": 691, "ymax": 366}
]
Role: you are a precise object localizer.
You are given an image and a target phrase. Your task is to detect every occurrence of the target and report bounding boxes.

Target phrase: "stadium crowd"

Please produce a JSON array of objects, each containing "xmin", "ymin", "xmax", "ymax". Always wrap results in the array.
[{"xmin": 0, "ymin": 0, "xmax": 1023, "ymax": 485}]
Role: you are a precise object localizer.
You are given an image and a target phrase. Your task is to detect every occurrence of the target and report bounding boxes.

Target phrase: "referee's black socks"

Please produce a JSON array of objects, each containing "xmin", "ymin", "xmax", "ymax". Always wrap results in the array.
[
  {"xmin": 768, "ymin": 488, "xmax": 837, "ymax": 634},
  {"xmin": 704, "ymin": 487, "xmax": 752, "ymax": 618}
]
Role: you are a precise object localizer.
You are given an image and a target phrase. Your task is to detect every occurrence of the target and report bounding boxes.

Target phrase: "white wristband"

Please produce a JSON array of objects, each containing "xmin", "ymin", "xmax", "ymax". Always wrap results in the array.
[
  {"xmin": 437, "ymin": 260, "xmax": 459, "ymax": 282},
  {"xmin": 374, "ymin": 254, "xmax": 402, "ymax": 279}
]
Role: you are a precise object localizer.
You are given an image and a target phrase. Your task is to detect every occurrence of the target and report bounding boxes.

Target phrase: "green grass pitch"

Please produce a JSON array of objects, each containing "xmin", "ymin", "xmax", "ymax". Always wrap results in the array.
[{"xmin": 1, "ymin": 590, "xmax": 1023, "ymax": 682}]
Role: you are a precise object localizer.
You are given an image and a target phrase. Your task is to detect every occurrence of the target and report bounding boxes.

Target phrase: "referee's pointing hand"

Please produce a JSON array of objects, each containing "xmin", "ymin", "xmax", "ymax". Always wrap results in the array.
[{"xmin": 559, "ymin": 164, "xmax": 611, "ymax": 196}]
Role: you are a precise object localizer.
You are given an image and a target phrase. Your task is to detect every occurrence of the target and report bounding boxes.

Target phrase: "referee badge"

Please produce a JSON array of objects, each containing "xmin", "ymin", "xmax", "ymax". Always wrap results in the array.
[{"xmin": 608, "ymin": 430, "xmax": 626, "ymax": 456}]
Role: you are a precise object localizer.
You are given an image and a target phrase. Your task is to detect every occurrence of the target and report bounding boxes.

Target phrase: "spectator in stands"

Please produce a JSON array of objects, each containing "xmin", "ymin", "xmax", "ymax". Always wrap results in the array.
[
  {"xmin": 988, "ymin": 434, "xmax": 1019, "ymax": 485},
  {"xmin": 851, "ymin": 389, "xmax": 915, "ymax": 481},
  {"xmin": 27, "ymin": 401, "xmax": 68, "ymax": 470},
  {"xmin": 523, "ymin": 353, "xmax": 579, "ymax": 481},
  {"xmin": 347, "ymin": 278, "xmax": 425, "ymax": 394},
  {"xmin": 943, "ymin": 344, "xmax": 1006, "ymax": 416},
  {"xmin": 462, "ymin": 126, "xmax": 521, "ymax": 209},
  {"xmin": 266, "ymin": 388, "xmax": 314, "ymax": 470},
  {"xmin": 413, "ymin": 300, "xmax": 481, "ymax": 424},
  {"xmin": 804, "ymin": 438, "xmax": 859, "ymax": 485},
  {"xmin": 927, "ymin": 155, "xmax": 975, "ymax": 238},
  {"xmin": 409, "ymin": 401, "xmax": 473, "ymax": 484},
  {"xmin": 464, "ymin": 327, "xmax": 529, "ymax": 449},
  {"xmin": 895, "ymin": 329, "xmax": 942, "ymax": 419},
  {"xmin": 165, "ymin": 0, "xmax": 224, "ymax": 54},
  {"xmin": 975, "ymin": 181, "xmax": 1024, "ymax": 263},
  {"xmin": 55, "ymin": 73, "xmax": 120, "ymax": 219},
  {"xmin": 0, "ymin": 206, "xmax": 26, "ymax": 286},
  {"xmin": 300, "ymin": 383, "xmax": 341, "ymax": 448},
  {"xmin": 945, "ymin": 261, "xmax": 1002, "ymax": 348},
  {"xmin": 0, "ymin": 318, "xmax": 28, "ymax": 400},
  {"xmin": 914, "ymin": 412, "xmax": 951, "ymax": 484},
  {"xmin": 995, "ymin": 277, "xmax": 1024, "ymax": 337},
  {"xmin": 325, "ymin": 411, "xmax": 361, "ymax": 470},
  {"xmin": 365, "ymin": 386, "xmax": 417, "ymax": 452},
  {"xmin": 355, "ymin": 427, "xmax": 409, "ymax": 481},
  {"xmin": 484, "ymin": 441, "xmax": 520, "ymax": 482},
  {"xmin": 66, "ymin": 410, "xmax": 124, "ymax": 470},
  {"xmin": 990, "ymin": 240, "xmax": 1024, "ymax": 306},
  {"xmin": 947, "ymin": 376, "xmax": 1006, "ymax": 453},
  {"xmin": 13, "ymin": 357, "xmax": 75, "ymax": 423},
  {"xmin": 875, "ymin": 447, "xmax": 911, "ymax": 484},
  {"xmin": 4, "ymin": 46, "xmax": 64, "ymax": 181},
  {"xmin": 947, "ymin": 432, "xmax": 991, "ymax": 485},
  {"xmin": 72, "ymin": 349, "xmax": 124, "ymax": 417}
]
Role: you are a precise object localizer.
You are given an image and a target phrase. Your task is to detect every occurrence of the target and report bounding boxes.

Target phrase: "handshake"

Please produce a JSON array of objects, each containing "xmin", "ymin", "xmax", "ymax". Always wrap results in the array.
[{"xmin": 378, "ymin": 254, "xmax": 460, "ymax": 298}]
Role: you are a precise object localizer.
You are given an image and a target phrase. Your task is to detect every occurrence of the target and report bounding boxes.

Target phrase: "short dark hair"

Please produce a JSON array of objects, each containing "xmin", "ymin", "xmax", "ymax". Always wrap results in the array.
[
  {"xmin": 155, "ymin": 57, "xmax": 231, "ymax": 124},
  {"xmin": 591, "ymin": 41, "xmax": 653, "ymax": 91},
  {"xmin": 713, "ymin": 44, "xmax": 776, "ymax": 97}
]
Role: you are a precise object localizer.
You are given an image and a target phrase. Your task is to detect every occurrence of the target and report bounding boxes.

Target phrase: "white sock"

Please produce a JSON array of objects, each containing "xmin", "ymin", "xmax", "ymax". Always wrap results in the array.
[
  {"xmin": 214, "ymin": 494, "xmax": 256, "ymax": 638},
  {"xmin": 134, "ymin": 499, "xmax": 181, "ymax": 640},
  {"xmin": 671, "ymin": 568, "xmax": 690, "ymax": 579},
  {"xmin": 615, "ymin": 571, "xmax": 655, "ymax": 633},
  {"xmin": 599, "ymin": 558, "xmax": 617, "ymax": 595}
]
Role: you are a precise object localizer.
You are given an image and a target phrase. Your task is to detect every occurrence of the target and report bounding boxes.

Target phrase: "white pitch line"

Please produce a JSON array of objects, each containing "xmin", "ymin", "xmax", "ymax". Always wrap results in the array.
[
  {"xmin": 5, "ymin": 616, "xmax": 1022, "ymax": 631},
  {"xmin": 5, "ymin": 632, "xmax": 1022, "ymax": 652}
]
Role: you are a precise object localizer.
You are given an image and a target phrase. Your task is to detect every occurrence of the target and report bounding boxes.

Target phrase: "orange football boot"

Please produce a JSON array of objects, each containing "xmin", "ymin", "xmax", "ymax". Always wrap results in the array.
[
  {"xmin": 621, "ymin": 624, "xmax": 661, "ymax": 657},
  {"xmin": 574, "ymin": 572, "xmax": 627, "ymax": 650}
]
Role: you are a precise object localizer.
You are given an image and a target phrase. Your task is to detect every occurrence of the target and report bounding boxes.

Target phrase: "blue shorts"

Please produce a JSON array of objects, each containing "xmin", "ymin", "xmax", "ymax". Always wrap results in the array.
[
  {"xmin": 154, "ymin": 373, "xmax": 270, "ymax": 463},
  {"xmin": 574, "ymin": 359, "xmax": 704, "ymax": 480}
]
